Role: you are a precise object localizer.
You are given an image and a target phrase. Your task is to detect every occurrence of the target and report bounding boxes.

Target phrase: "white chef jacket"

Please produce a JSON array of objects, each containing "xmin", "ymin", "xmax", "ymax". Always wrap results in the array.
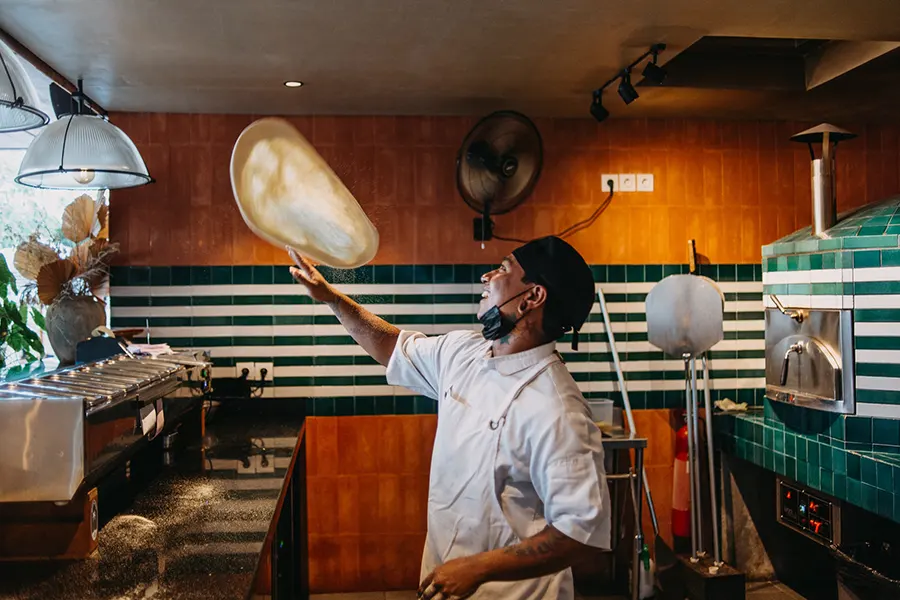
[{"xmin": 386, "ymin": 329, "xmax": 611, "ymax": 600}]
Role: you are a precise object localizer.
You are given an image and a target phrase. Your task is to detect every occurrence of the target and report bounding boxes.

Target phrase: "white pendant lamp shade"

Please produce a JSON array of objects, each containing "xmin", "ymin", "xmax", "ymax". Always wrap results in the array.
[
  {"xmin": 16, "ymin": 114, "xmax": 153, "ymax": 190},
  {"xmin": 0, "ymin": 40, "xmax": 49, "ymax": 132}
]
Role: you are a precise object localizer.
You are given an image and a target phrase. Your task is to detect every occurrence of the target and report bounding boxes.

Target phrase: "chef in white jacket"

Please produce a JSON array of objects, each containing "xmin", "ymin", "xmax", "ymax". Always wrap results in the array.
[{"xmin": 289, "ymin": 235, "xmax": 610, "ymax": 600}]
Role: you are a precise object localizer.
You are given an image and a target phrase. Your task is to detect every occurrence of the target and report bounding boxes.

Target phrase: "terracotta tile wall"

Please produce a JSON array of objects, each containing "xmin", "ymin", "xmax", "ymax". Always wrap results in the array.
[
  {"xmin": 305, "ymin": 411, "xmax": 677, "ymax": 593},
  {"xmin": 306, "ymin": 415, "xmax": 435, "ymax": 592},
  {"xmin": 108, "ymin": 114, "xmax": 900, "ymax": 267}
]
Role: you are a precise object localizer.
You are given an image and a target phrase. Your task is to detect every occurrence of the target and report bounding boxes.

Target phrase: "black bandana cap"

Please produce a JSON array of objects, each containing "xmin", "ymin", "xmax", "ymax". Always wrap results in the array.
[{"xmin": 511, "ymin": 236, "xmax": 595, "ymax": 350}]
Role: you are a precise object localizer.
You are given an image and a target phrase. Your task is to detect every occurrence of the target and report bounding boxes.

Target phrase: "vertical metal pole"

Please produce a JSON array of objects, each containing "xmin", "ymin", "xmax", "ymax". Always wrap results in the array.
[
  {"xmin": 702, "ymin": 355, "xmax": 723, "ymax": 565},
  {"xmin": 599, "ymin": 289, "xmax": 659, "ymax": 533},
  {"xmin": 631, "ymin": 449, "xmax": 645, "ymax": 600},
  {"xmin": 691, "ymin": 356, "xmax": 705, "ymax": 559},
  {"xmin": 684, "ymin": 355, "xmax": 699, "ymax": 561}
]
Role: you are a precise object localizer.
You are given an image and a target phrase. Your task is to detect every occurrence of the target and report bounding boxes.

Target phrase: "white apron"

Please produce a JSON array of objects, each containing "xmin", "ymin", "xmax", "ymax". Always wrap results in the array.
[{"xmin": 422, "ymin": 353, "xmax": 574, "ymax": 599}]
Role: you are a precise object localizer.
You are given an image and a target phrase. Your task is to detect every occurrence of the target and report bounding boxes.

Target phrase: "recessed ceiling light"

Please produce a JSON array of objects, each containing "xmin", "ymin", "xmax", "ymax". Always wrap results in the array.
[{"xmin": 283, "ymin": 81, "xmax": 303, "ymax": 88}]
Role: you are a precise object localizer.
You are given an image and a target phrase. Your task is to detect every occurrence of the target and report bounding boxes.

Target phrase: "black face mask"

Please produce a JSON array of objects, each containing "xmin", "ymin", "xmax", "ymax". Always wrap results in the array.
[{"xmin": 479, "ymin": 288, "xmax": 534, "ymax": 341}]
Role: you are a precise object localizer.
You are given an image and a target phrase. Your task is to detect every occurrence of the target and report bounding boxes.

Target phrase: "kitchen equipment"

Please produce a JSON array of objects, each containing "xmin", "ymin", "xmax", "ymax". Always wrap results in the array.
[
  {"xmin": 0, "ymin": 350, "xmax": 211, "ymax": 503},
  {"xmin": 789, "ymin": 123, "xmax": 857, "ymax": 237},
  {"xmin": 764, "ymin": 302, "xmax": 855, "ymax": 413},
  {"xmin": 598, "ymin": 287, "xmax": 678, "ymax": 583},
  {"xmin": 456, "ymin": 111, "xmax": 543, "ymax": 246},
  {"xmin": 588, "ymin": 398, "xmax": 614, "ymax": 424},
  {"xmin": 777, "ymin": 478, "xmax": 841, "ymax": 546},
  {"xmin": 646, "ymin": 273, "xmax": 724, "ymax": 567},
  {"xmin": 230, "ymin": 117, "xmax": 379, "ymax": 268}
]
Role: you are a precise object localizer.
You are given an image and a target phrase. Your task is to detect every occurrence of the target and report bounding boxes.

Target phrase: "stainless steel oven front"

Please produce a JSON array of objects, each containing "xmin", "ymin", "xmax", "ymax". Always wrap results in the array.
[{"xmin": 764, "ymin": 303, "xmax": 855, "ymax": 414}]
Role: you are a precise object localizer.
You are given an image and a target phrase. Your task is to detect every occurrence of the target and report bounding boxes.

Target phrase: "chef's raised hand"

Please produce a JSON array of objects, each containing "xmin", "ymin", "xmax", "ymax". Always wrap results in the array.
[
  {"xmin": 287, "ymin": 247, "xmax": 336, "ymax": 303},
  {"xmin": 418, "ymin": 557, "xmax": 483, "ymax": 600}
]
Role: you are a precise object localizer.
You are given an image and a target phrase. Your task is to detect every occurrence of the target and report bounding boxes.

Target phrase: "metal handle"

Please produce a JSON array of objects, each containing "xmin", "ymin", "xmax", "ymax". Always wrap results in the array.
[
  {"xmin": 770, "ymin": 294, "xmax": 804, "ymax": 323},
  {"xmin": 780, "ymin": 342, "xmax": 803, "ymax": 386}
]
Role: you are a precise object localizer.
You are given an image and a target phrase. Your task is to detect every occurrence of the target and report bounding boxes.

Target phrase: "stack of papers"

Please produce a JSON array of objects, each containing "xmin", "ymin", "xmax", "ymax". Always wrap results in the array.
[{"xmin": 127, "ymin": 343, "xmax": 173, "ymax": 357}]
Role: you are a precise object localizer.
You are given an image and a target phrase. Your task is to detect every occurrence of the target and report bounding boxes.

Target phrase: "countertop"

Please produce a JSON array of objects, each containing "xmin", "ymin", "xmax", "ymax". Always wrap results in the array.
[{"xmin": 0, "ymin": 400, "xmax": 306, "ymax": 600}]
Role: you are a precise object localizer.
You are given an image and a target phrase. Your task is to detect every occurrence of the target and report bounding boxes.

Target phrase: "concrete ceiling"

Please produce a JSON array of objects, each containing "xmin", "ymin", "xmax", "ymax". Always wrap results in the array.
[{"xmin": 2, "ymin": 0, "xmax": 900, "ymax": 119}]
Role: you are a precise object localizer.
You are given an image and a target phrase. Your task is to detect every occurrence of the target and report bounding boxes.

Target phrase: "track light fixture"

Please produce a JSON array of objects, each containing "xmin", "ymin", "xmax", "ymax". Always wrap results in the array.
[
  {"xmin": 617, "ymin": 70, "xmax": 639, "ymax": 104},
  {"xmin": 588, "ymin": 42, "xmax": 666, "ymax": 120},
  {"xmin": 642, "ymin": 45, "xmax": 667, "ymax": 85},
  {"xmin": 590, "ymin": 90, "xmax": 609, "ymax": 123}
]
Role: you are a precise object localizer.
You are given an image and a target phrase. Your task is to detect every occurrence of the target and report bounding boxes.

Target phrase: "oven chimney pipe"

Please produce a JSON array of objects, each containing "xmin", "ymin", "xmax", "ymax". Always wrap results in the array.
[{"xmin": 790, "ymin": 124, "xmax": 857, "ymax": 237}]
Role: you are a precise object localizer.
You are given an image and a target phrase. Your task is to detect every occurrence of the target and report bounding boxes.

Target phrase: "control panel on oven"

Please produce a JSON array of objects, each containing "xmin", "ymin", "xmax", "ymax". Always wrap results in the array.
[{"xmin": 777, "ymin": 478, "xmax": 841, "ymax": 546}]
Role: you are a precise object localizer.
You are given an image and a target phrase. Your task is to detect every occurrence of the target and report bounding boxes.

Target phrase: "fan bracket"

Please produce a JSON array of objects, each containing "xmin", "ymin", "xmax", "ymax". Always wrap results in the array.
[{"xmin": 473, "ymin": 217, "xmax": 494, "ymax": 242}]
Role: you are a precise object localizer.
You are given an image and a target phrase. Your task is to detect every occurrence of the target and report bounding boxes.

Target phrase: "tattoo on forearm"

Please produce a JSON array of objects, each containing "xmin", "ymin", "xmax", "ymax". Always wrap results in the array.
[{"xmin": 502, "ymin": 526, "xmax": 567, "ymax": 557}]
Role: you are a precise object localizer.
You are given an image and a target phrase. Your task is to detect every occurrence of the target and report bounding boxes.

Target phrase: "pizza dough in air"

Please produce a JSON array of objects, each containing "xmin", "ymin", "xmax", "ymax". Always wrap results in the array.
[{"xmin": 230, "ymin": 118, "xmax": 379, "ymax": 268}]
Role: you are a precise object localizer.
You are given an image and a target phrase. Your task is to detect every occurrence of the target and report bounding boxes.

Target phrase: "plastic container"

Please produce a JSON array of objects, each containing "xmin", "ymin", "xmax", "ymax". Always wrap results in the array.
[{"xmin": 588, "ymin": 399, "xmax": 614, "ymax": 424}]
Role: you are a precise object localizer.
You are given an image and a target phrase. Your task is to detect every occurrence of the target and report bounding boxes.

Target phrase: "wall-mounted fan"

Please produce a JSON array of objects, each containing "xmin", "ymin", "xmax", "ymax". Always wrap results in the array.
[{"xmin": 456, "ymin": 111, "xmax": 543, "ymax": 245}]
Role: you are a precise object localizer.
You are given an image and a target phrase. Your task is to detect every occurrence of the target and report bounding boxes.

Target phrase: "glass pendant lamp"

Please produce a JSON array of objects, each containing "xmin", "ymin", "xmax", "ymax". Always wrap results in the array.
[
  {"xmin": 16, "ymin": 79, "xmax": 152, "ymax": 190},
  {"xmin": 0, "ymin": 38, "xmax": 49, "ymax": 132}
]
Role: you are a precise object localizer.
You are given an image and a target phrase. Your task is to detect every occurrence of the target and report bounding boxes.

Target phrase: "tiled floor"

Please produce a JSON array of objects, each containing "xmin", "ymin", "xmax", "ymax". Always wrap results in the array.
[{"xmin": 310, "ymin": 581, "xmax": 808, "ymax": 599}]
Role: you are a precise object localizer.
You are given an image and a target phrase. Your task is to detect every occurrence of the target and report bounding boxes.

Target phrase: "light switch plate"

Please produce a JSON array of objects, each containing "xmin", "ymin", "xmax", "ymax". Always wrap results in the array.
[
  {"xmin": 619, "ymin": 174, "xmax": 636, "ymax": 192},
  {"xmin": 600, "ymin": 174, "xmax": 619, "ymax": 192},
  {"xmin": 638, "ymin": 174, "xmax": 654, "ymax": 192}
]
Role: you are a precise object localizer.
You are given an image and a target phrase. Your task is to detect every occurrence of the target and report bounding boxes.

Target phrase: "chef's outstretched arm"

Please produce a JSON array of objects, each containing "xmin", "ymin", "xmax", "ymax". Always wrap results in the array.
[
  {"xmin": 289, "ymin": 250, "xmax": 399, "ymax": 366},
  {"xmin": 418, "ymin": 525, "xmax": 587, "ymax": 599}
]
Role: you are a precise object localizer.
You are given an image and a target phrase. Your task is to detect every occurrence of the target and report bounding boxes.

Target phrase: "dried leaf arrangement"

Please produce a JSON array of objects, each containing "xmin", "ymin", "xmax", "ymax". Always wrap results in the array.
[{"xmin": 14, "ymin": 191, "xmax": 119, "ymax": 308}]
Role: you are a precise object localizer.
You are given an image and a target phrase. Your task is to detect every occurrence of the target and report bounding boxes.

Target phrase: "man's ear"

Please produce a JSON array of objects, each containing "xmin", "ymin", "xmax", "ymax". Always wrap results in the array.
[{"xmin": 519, "ymin": 285, "xmax": 548, "ymax": 313}]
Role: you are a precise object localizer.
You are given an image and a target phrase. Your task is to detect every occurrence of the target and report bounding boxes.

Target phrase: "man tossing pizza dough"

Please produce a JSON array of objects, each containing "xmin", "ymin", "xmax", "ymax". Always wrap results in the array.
[{"xmin": 289, "ymin": 236, "xmax": 610, "ymax": 600}]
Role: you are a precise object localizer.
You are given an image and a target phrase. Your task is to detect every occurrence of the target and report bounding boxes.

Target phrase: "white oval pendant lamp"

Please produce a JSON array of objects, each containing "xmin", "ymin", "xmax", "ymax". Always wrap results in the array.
[
  {"xmin": 16, "ymin": 79, "xmax": 153, "ymax": 190},
  {"xmin": 0, "ymin": 38, "xmax": 49, "ymax": 132}
]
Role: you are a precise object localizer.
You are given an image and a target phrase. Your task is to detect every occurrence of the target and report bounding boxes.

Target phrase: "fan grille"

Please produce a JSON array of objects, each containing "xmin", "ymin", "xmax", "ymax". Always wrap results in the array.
[{"xmin": 456, "ymin": 111, "xmax": 543, "ymax": 216}]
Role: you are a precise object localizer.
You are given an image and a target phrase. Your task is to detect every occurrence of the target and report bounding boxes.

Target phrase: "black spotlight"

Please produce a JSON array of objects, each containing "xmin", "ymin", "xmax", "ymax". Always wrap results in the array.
[
  {"xmin": 590, "ymin": 90, "xmax": 609, "ymax": 122},
  {"xmin": 617, "ymin": 70, "xmax": 639, "ymax": 104},
  {"xmin": 642, "ymin": 49, "xmax": 667, "ymax": 85}
]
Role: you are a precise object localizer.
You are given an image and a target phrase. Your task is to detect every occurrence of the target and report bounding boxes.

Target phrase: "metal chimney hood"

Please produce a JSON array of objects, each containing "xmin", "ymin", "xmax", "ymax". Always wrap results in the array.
[{"xmin": 790, "ymin": 123, "xmax": 857, "ymax": 237}]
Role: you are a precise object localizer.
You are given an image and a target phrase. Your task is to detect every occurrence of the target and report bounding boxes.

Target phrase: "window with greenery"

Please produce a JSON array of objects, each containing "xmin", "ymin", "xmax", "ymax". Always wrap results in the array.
[{"xmin": 0, "ymin": 150, "xmax": 72, "ymax": 368}]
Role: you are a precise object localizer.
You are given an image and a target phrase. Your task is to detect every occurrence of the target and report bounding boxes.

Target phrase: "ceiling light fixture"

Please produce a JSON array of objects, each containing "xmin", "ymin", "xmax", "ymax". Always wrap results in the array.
[
  {"xmin": 0, "ymin": 39, "xmax": 49, "ymax": 133},
  {"xmin": 641, "ymin": 44, "xmax": 667, "ymax": 85},
  {"xmin": 617, "ymin": 70, "xmax": 639, "ymax": 104},
  {"xmin": 588, "ymin": 42, "xmax": 667, "ymax": 120},
  {"xmin": 16, "ymin": 79, "xmax": 153, "ymax": 190},
  {"xmin": 590, "ymin": 90, "xmax": 609, "ymax": 123},
  {"xmin": 283, "ymin": 81, "xmax": 304, "ymax": 88}
]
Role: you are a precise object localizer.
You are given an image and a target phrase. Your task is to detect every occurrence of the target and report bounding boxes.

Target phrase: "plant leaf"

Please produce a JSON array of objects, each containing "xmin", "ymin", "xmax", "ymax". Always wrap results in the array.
[
  {"xmin": 37, "ymin": 259, "xmax": 77, "ymax": 305},
  {"xmin": 97, "ymin": 204, "xmax": 109, "ymax": 239},
  {"xmin": 31, "ymin": 309, "xmax": 46, "ymax": 330},
  {"xmin": 0, "ymin": 254, "xmax": 16, "ymax": 296},
  {"xmin": 13, "ymin": 237, "xmax": 59, "ymax": 281},
  {"xmin": 62, "ymin": 194, "xmax": 98, "ymax": 243}
]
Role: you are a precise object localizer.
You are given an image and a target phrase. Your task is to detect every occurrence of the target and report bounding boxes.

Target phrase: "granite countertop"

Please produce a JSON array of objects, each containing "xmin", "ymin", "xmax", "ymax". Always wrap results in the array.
[{"xmin": 0, "ymin": 400, "xmax": 305, "ymax": 600}]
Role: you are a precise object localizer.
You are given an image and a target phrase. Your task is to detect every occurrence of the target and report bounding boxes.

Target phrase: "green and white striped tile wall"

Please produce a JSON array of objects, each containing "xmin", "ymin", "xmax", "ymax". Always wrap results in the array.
[
  {"xmin": 763, "ymin": 247, "xmax": 900, "ymax": 419},
  {"xmin": 109, "ymin": 264, "xmax": 765, "ymax": 415}
]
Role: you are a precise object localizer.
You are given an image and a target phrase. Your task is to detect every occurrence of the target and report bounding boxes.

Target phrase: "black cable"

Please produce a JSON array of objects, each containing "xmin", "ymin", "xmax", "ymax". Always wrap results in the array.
[{"xmin": 491, "ymin": 183, "xmax": 616, "ymax": 243}]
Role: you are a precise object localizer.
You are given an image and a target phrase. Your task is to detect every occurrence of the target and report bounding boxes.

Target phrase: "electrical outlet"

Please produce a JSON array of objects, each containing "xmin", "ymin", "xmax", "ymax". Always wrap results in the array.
[
  {"xmin": 257, "ymin": 453, "xmax": 275, "ymax": 474},
  {"xmin": 236, "ymin": 362, "xmax": 255, "ymax": 379},
  {"xmin": 619, "ymin": 174, "xmax": 636, "ymax": 192},
  {"xmin": 236, "ymin": 456, "xmax": 256, "ymax": 474},
  {"xmin": 255, "ymin": 362, "xmax": 274, "ymax": 382},
  {"xmin": 637, "ymin": 174, "xmax": 654, "ymax": 192},
  {"xmin": 600, "ymin": 174, "xmax": 619, "ymax": 192}
]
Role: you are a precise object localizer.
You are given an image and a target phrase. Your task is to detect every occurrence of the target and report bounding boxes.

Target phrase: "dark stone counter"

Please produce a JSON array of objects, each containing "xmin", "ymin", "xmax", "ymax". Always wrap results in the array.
[{"xmin": 0, "ymin": 400, "xmax": 306, "ymax": 600}]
